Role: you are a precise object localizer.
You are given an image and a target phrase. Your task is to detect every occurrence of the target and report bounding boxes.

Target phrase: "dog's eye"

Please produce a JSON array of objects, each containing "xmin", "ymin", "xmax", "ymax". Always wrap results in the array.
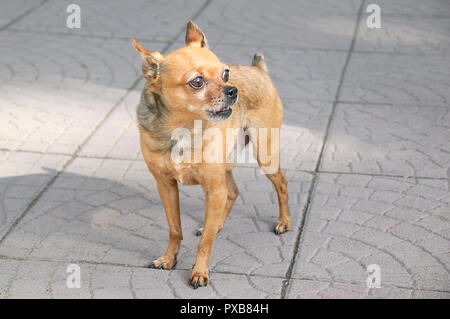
[
  {"xmin": 222, "ymin": 69, "xmax": 229, "ymax": 82},
  {"xmin": 189, "ymin": 76, "xmax": 205, "ymax": 89}
]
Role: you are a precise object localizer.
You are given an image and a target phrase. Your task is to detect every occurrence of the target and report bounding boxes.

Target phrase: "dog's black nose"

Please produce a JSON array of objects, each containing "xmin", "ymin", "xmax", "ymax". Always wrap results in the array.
[{"xmin": 224, "ymin": 86, "xmax": 238, "ymax": 99}]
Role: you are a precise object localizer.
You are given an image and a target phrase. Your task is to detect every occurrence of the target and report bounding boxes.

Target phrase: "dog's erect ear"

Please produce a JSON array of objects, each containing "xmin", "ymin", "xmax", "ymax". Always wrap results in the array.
[
  {"xmin": 185, "ymin": 21, "xmax": 208, "ymax": 48},
  {"xmin": 131, "ymin": 38, "xmax": 163, "ymax": 81}
]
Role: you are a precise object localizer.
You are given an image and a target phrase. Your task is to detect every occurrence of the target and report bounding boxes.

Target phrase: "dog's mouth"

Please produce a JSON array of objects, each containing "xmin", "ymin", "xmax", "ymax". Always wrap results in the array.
[
  {"xmin": 205, "ymin": 86, "xmax": 238, "ymax": 122},
  {"xmin": 205, "ymin": 105, "xmax": 233, "ymax": 122}
]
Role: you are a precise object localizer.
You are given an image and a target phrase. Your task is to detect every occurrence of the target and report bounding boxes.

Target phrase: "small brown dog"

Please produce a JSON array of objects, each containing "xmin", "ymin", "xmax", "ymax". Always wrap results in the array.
[{"xmin": 131, "ymin": 21, "xmax": 290, "ymax": 289}]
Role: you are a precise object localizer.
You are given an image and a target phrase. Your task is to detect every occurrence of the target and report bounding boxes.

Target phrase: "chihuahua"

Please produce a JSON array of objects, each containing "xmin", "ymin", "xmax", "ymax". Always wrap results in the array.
[{"xmin": 131, "ymin": 21, "xmax": 290, "ymax": 289}]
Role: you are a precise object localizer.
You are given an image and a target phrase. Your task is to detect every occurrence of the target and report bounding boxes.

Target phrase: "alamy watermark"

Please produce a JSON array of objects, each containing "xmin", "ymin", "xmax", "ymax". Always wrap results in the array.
[
  {"xmin": 66, "ymin": 264, "xmax": 81, "ymax": 289},
  {"xmin": 66, "ymin": 4, "xmax": 81, "ymax": 29},
  {"xmin": 366, "ymin": 264, "xmax": 381, "ymax": 288},
  {"xmin": 170, "ymin": 121, "xmax": 280, "ymax": 174},
  {"xmin": 366, "ymin": 4, "xmax": 381, "ymax": 29}
]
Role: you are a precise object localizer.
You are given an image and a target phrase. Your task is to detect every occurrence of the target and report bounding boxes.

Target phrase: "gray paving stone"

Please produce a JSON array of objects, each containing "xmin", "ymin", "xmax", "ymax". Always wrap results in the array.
[
  {"xmin": 321, "ymin": 103, "xmax": 450, "ymax": 178},
  {"xmin": 0, "ymin": 0, "xmax": 43, "ymax": 29},
  {"xmin": 0, "ymin": 32, "xmax": 166, "ymax": 154},
  {"xmin": 281, "ymin": 99, "xmax": 332, "ymax": 170},
  {"xmin": 339, "ymin": 52, "xmax": 450, "ymax": 105},
  {"xmin": 355, "ymin": 15, "xmax": 450, "ymax": 54},
  {"xmin": 78, "ymin": 90, "xmax": 143, "ymax": 160},
  {"xmin": 0, "ymin": 151, "xmax": 69, "ymax": 239},
  {"xmin": 9, "ymin": 0, "xmax": 205, "ymax": 41},
  {"xmin": 0, "ymin": 157, "xmax": 312, "ymax": 278},
  {"xmin": 0, "ymin": 258, "xmax": 283, "ymax": 299},
  {"xmin": 190, "ymin": 0, "xmax": 360, "ymax": 50},
  {"xmin": 292, "ymin": 174, "xmax": 450, "ymax": 291},
  {"xmin": 286, "ymin": 279, "xmax": 450, "ymax": 299}
]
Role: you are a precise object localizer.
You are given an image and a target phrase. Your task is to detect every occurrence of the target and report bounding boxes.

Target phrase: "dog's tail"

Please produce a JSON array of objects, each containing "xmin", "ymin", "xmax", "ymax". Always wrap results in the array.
[{"xmin": 251, "ymin": 53, "xmax": 269, "ymax": 74}]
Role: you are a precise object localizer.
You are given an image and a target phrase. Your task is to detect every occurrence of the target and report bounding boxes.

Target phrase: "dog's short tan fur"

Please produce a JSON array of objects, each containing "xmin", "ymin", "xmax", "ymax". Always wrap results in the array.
[{"xmin": 132, "ymin": 21, "xmax": 290, "ymax": 288}]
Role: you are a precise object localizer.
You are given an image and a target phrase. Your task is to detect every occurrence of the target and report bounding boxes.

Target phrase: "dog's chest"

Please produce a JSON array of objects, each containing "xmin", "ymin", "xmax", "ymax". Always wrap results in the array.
[{"xmin": 171, "ymin": 162, "xmax": 198, "ymax": 185}]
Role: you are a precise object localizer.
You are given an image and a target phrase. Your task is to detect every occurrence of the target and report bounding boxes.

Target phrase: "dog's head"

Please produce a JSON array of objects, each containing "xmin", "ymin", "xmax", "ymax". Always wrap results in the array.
[{"xmin": 132, "ymin": 21, "xmax": 238, "ymax": 122}]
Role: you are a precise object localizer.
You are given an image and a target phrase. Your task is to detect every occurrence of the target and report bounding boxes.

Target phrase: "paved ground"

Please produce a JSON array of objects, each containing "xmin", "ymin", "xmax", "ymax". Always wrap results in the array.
[{"xmin": 0, "ymin": 0, "xmax": 449, "ymax": 299}]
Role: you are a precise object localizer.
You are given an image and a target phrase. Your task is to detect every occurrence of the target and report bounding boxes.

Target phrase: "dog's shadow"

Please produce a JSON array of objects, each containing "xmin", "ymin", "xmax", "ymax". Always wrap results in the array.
[
  {"xmin": 0, "ymin": 167, "xmax": 205, "ymax": 266},
  {"xmin": 0, "ymin": 166, "xmax": 294, "ymax": 271}
]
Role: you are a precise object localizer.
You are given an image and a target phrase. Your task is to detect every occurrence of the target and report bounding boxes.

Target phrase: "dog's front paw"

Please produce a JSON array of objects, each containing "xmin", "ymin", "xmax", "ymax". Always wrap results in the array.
[
  {"xmin": 189, "ymin": 268, "xmax": 209, "ymax": 289},
  {"xmin": 274, "ymin": 219, "xmax": 291, "ymax": 235},
  {"xmin": 149, "ymin": 254, "xmax": 177, "ymax": 270}
]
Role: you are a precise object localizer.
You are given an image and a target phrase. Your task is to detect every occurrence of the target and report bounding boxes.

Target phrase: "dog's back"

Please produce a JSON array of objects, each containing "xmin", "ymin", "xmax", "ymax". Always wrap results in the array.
[{"xmin": 228, "ymin": 55, "xmax": 283, "ymax": 129}]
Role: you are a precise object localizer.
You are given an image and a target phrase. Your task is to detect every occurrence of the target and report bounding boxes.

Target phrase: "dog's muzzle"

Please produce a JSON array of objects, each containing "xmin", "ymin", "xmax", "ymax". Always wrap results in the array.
[{"xmin": 206, "ymin": 86, "xmax": 238, "ymax": 122}]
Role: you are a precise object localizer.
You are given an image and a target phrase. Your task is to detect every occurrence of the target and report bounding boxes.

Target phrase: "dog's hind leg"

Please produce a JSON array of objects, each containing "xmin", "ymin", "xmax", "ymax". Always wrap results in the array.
[
  {"xmin": 250, "ymin": 127, "xmax": 291, "ymax": 234},
  {"xmin": 264, "ymin": 169, "xmax": 290, "ymax": 234},
  {"xmin": 219, "ymin": 170, "xmax": 239, "ymax": 231}
]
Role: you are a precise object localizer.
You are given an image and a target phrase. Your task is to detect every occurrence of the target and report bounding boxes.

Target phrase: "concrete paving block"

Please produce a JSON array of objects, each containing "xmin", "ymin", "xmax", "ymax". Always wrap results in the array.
[
  {"xmin": 0, "ymin": 0, "xmax": 42, "ymax": 29},
  {"xmin": 190, "ymin": 0, "xmax": 360, "ymax": 50},
  {"xmin": 286, "ymin": 279, "xmax": 450, "ymax": 299},
  {"xmin": 362, "ymin": 0, "xmax": 450, "ymax": 17},
  {"xmin": 9, "ymin": 0, "xmax": 205, "ymax": 42},
  {"xmin": 0, "ymin": 258, "xmax": 284, "ymax": 298},
  {"xmin": 321, "ymin": 103, "xmax": 450, "ymax": 178},
  {"xmin": 0, "ymin": 151, "xmax": 69, "ymax": 239},
  {"xmin": 355, "ymin": 15, "xmax": 450, "ymax": 54},
  {"xmin": 292, "ymin": 173, "xmax": 450, "ymax": 291},
  {"xmin": 339, "ymin": 53, "xmax": 450, "ymax": 105}
]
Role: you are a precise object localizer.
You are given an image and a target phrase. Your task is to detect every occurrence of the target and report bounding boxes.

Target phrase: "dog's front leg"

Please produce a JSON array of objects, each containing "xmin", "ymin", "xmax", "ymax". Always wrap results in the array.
[
  {"xmin": 189, "ymin": 174, "xmax": 227, "ymax": 288},
  {"xmin": 149, "ymin": 175, "xmax": 182, "ymax": 270}
]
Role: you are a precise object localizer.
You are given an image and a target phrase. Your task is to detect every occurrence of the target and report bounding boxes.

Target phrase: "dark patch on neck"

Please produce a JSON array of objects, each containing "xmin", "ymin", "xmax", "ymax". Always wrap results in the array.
[{"xmin": 137, "ymin": 87, "xmax": 175, "ymax": 153}]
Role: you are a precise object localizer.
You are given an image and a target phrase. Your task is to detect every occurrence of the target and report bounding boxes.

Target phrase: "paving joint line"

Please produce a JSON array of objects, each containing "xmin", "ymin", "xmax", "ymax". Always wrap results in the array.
[
  {"xmin": 285, "ymin": 275, "xmax": 450, "ymax": 295},
  {"xmin": 2, "ymin": 148, "xmax": 449, "ymax": 181},
  {"xmin": 316, "ymin": 170, "xmax": 450, "ymax": 181},
  {"xmin": 280, "ymin": 171, "xmax": 320, "ymax": 298},
  {"xmin": 5, "ymin": 27, "xmax": 170, "ymax": 43},
  {"xmin": 0, "ymin": 0, "xmax": 49, "ymax": 31},
  {"xmin": 359, "ymin": 12, "xmax": 450, "ymax": 19},
  {"xmin": 335, "ymin": 100, "xmax": 450, "ymax": 108},
  {"xmin": 5, "ymin": 28, "xmax": 353, "ymax": 54},
  {"xmin": 280, "ymin": 0, "xmax": 366, "ymax": 299},
  {"xmin": 9, "ymin": 28, "xmax": 450, "ymax": 58},
  {"xmin": 1, "ymin": 254, "xmax": 447, "ymax": 295},
  {"xmin": 351, "ymin": 49, "xmax": 450, "ymax": 57}
]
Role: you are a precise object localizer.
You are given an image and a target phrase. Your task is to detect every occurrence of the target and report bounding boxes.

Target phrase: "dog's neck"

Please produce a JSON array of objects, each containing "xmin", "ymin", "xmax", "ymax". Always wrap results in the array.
[
  {"xmin": 137, "ymin": 83, "xmax": 210, "ymax": 154},
  {"xmin": 137, "ymin": 83, "xmax": 174, "ymax": 153}
]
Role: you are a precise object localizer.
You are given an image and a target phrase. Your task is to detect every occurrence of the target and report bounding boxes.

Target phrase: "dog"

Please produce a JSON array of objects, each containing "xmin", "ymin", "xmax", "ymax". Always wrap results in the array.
[{"xmin": 131, "ymin": 21, "xmax": 290, "ymax": 289}]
